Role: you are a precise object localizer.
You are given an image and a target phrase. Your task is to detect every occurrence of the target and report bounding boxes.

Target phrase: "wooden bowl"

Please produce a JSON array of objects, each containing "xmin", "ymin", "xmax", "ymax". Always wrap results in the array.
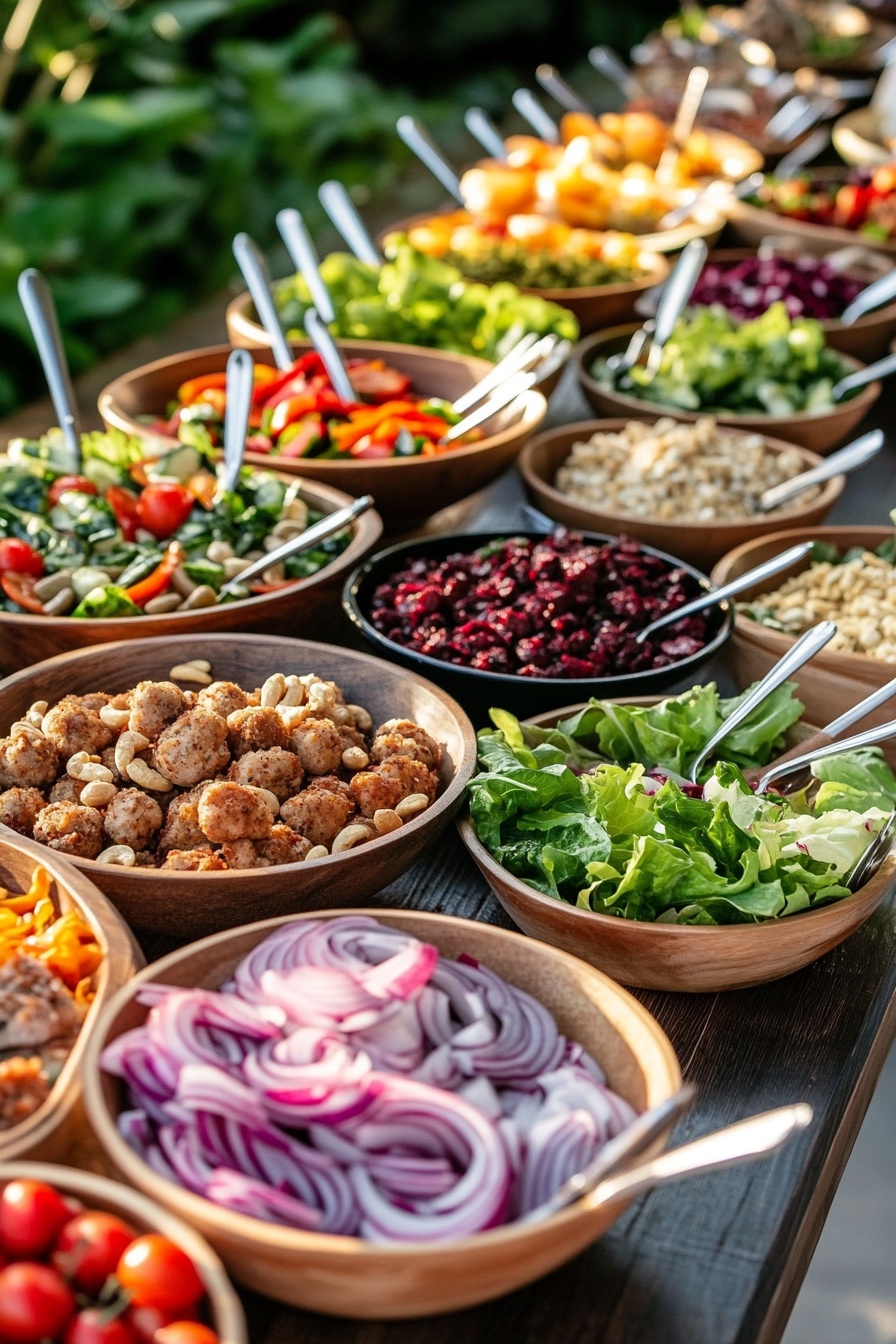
[
  {"xmin": 225, "ymin": 294, "xmax": 570, "ymax": 399},
  {"xmin": 693, "ymin": 246, "xmax": 896, "ymax": 364},
  {"xmin": 0, "ymin": 635, "xmax": 477, "ymax": 939},
  {"xmin": 518, "ymin": 418, "xmax": 844, "ymax": 570},
  {"xmin": 0, "ymin": 1163, "xmax": 246, "ymax": 1343},
  {"xmin": 726, "ymin": 167, "xmax": 896, "ymax": 259},
  {"xmin": 99, "ymin": 342, "xmax": 547, "ymax": 530},
  {"xmin": 0, "ymin": 470, "xmax": 381, "ymax": 676},
  {"xmin": 833, "ymin": 105, "xmax": 892, "ymax": 166},
  {"xmin": 575, "ymin": 324, "xmax": 881, "ymax": 453},
  {"xmin": 711, "ymin": 525, "xmax": 896, "ymax": 736},
  {"xmin": 457, "ymin": 700, "xmax": 896, "ymax": 992},
  {"xmin": 0, "ymin": 831, "xmax": 142, "ymax": 1162},
  {"xmin": 82, "ymin": 908, "xmax": 681, "ymax": 1317}
]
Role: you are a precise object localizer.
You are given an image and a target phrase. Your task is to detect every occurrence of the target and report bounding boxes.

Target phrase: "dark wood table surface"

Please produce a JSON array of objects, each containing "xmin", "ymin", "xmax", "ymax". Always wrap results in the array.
[{"xmin": 126, "ymin": 369, "xmax": 896, "ymax": 1344}]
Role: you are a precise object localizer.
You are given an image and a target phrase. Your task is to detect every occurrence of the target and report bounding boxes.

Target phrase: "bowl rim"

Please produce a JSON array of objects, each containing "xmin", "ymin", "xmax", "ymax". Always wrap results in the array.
[
  {"xmin": 81, "ymin": 906, "xmax": 682, "ymax": 1255},
  {"xmin": 518, "ymin": 417, "xmax": 845, "ymax": 535},
  {"xmin": 726, "ymin": 171, "xmax": 896, "ymax": 257},
  {"xmin": 0, "ymin": 632, "xmax": 478, "ymax": 883},
  {"xmin": 0, "ymin": 468, "xmax": 382, "ymax": 634},
  {"xmin": 341, "ymin": 528, "xmax": 734, "ymax": 692},
  {"xmin": 575, "ymin": 323, "xmax": 883, "ymax": 426},
  {"xmin": 0, "ymin": 1161, "xmax": 247, "ymax": 1344},
  {"xmin": 98, "ymin": 340, "xmax": 549, "ymax": 476},
  {"xmin": 832, "ymin": 106, "xmax": 891, "ymax": 166}
]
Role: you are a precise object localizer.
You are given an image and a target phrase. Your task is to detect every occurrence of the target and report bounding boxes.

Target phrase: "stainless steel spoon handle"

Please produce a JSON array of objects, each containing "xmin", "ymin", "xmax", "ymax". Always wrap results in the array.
[
  {"xmin": 17, "ymin": 268, "xmax": 82, "ymax": 469},
  {"xmin": 452, "ymin": 333, "xmax": 550, "ymax": 415},
  {"xmin": 776, "ymin": 126, "xmax": 830, "ymax": 177},
  {"xmin": 443, "ymin": 370, "xmax": 536, "ymax": 443},
  {"xmin": 757, "ymin": 715, "xmax": 896, "ymax": 793},
  {"xmin": 220, "ymin": 495, "xmax": 374, "ymax": 594},
  {"xmin": 841, "ymin": 266, "xmax": 896, "ymax": 325},
  {"xmin": 511, "ymin": 88, "xmax": 560, "ymax": 143},
  {"xmin": 759, "ymin": 429, "xmax": 883, "ymax": 511},
  {"xmin": 232, "ymin": 233, "xmax": 294, "ymax": 373},
  {"xmin": 636, "ymin": 543, "xmax": 814, "ymax": 646},
  {"xmin": 824, "ymin": 671, "xmax": 896, "ymax": 738},
  {"xmin": 765, "ymin": 93, "xmax": 813, "ymax": 142},
  {"xmin": 586, "ymin": 1104, "xmax": 813, "ymax": 1212},
  {"xmin": 535, "ymin": 64, "xmax": 592, "ymax": 114},
  {"xmin": 220, "ymin": 348, "xmax": 254, "ymax": 496},
  {"xmin": 464, "ymin": 107, "xmax": 507, "ymax": 160},
  {"xmin": 587, "ymin": 46, "xmax": 636, "ymax": 99},
  {"xmin": 659, "ymin": 171, "xmax": 762, "ymax": 231},
  {"xmin": 396, "ymin": 115, "xmax": 463, "ymax": 203},
  {"xmin": 833, "ymin": 350, "xmax": 896, "ymax": 401},
  {"xmin": 303, "ymin": 308, "xmax": 355, "ymax": 405},
  {"xmin": 688, "ymin": 621, "xmax": 837, "ymax": 782},
  {"xmin": 276, "ymin": 208, "xmax": 335, "ymax": 325},
  {"xmin": 646, "ymin": 237, "xmax": 708, "ymax": 372},
  {"xmin": 656, "ymin": 65, "xmax": 709, "ymax": 185},
  {"xmin": 318, "ymin": 180, "xmax": 382, "ymax": 268}
]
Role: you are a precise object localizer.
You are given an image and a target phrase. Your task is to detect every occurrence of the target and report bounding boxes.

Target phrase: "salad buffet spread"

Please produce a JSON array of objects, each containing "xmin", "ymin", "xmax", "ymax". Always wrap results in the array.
[{"xmin": 7, "ymin": 1, "xmax": 896, "ymax": 1335}]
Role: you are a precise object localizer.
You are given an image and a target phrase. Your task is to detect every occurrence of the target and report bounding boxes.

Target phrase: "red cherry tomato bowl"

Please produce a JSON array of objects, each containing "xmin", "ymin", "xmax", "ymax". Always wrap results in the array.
[
  {"xmin": 0, "ymin": 471, "xmax": 381, "ymax": 676},
  {"xmin": 97, "ymin": 341, "xmax": 548, "ymax": 529},
  {"xmin": 0, "ymin": 831, "xmax": 141, "ymax": 1164},
  {"xmin": 0, "ymin": 1165, "xmax": 246, "ymax": 1344}
]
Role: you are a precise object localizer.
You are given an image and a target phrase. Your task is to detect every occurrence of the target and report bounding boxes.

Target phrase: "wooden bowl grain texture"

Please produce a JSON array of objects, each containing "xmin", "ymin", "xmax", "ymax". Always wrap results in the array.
[
  {"xmin": 698, "ymin": 247, "xmax": 896, "ymax": 364},
  {"xmin": 518, "ymin": 418, "xmax": 844, "ymax": 569},
  {"xmin": 225, "ymin": 293, "xmax": 569, "ymax": 398},
  {"xmin": 0, "ymin": 635, "xmax": 476, "ymax": 939},
  {"xmin": 0, "ymin": 831, "xmax": 142, "ymax": 1162},
  {"xmin": 0, "ymin": 1163, "xmax": 246, "ymax": 1343},
  {"xmin": 99, "ymin": 341, "xmax": 547, "ymax": 529},
  {"xmin": 457, "ymin": 699, "xmax": 896, "ymax": 992},
  {"xmin": 575, "ymin": 324, "xmax": 882, "ymax": 453},
  {"xmin": 0, "ymin": 471, "xmax": 381, "ymax": 676},
  {"xmin": 726, "ymin": 167, "xmax": 896, "ymax": 259},
  {"xmin": 81, "ymin": 908, "xmax": 681, "ymax": 1317},
  {"xmin": 711, "ymin": 525, "xmax": 896, "ymax": 739}
]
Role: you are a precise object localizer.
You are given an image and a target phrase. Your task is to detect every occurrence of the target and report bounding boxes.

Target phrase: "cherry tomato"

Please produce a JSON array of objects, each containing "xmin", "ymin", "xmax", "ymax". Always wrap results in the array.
[
  {"xmin": 0, "ymin": 1262, "xmax": 76, "ymax": 1343},
  {"xmin": 154, "ymin": 1323, "xmax": 219, "ymax": 1344},
  {"xmin": 105, "ymin": 486, "xmax": 142, "ymax": 543},
  {"xmin": 116, "ymin": 1236, "xmax": 204, "ymax": 1315},
  {"xmin": 65, "ymin": 1310, "xmax": 138, "ymax": 1344},
  {"xmin": 0, "ymin": 573, "xmax": 45, "ymax": 613},
  {"xmin": 126, "ymin": 1306, "xmax": 196, "ymax": 1344},
  {"xmin": 348, "ymin": 361, "xmax": 411, "ymax": 402},
  {"xmin": 47, "ymin": 476, "xmax": 98, "ymax": 508},
  {"xmin": 0, "ymin": 1181, "xmax": 72, "ymax": 1258},
  {"xmin": 134, "ymin": 484, "xmax": 195, "ymax": 541},
  {"xmin": 53, "ymin": 1211, "xmax": 137, "ymax": 1295},
  {"xmin": 0, "ymin": 539, "xmax": 44, "ymax": 580}
]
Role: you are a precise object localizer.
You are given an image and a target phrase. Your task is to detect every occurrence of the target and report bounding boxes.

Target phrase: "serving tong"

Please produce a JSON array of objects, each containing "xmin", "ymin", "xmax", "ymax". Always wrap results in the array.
[
  {"xmin": 606, "ymin": 238, "xmax": 708, "ymax": 377},
  {"xmin": 758, "ymin": 429, "xmax": 883, "ymax": 511},
  {"xmin": 218, "ymin": 494, "xmax": 375, "ymax": 597}
]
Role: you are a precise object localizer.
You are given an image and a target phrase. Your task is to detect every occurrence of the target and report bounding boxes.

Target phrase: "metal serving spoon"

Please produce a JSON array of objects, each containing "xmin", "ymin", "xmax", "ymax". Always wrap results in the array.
[
  {"xmin": 655, "ymin": 66, "xmax": 709, "ymax": 186},
  {"xmin": 396, "ymin": 115, "xmax": 464, "ymax": 202},
  {"xmin": 658, "ymin": 171, "xmax": 763, "ymax": 231},
  {"xmin": 832, "ymin": 350, "xmax": 896, "ymax": 402},
  {"xmin": 535, "ymin": 64, "xmax": 593, "ymax": 115},
  {"xmin": 464, "ymin": 107, "xmax": 507, "ymax": 160},
  {"xmin": 452, "ymin": 333, "xmax": 552, "ymax": 415},
  {"xmin": 687, "ymin": 622, "xmax": 837, "ymax": 783},
  {"xmin": 303, "ymin": 308, "xmax": 355, "ymax": 405},
  {"xmin": 318, "ymin": 180, "xmax": 382, "ymax": 268},
  {"xmin": 17, "ymin": 268, "xmax": 82, "ymax": 471},
  {"xmin": 511, "ymin": 88, "xmax": 560, "ymax": 143},
  {"xmin": 442, "ymin": 370, "xmax": 539, "ymax": 443},
  {"xmin": 756, "ymin": 716, "xmax": 896, "ymax": 793},
  {"xmin": 219, "ymin": 495, "xmax": 374, "ymax": 595},
  {"xmin": 775, "ymin": 127, "xmax": 830, "ymax": 178},
  {"xmin": 587, "ymin": 46, "xmax": 637, "ymax": 100},
  {"xmin": 607, "ymin": 238, "xmax": 708, "ymax": 376},
  {"xmin": 276, "ymin": 208, "xmax": 335, "ymax": 325},
  {"xmin": 217, "ymin": 348, "xmax": 254, "ymax": 498},
  {"xmin": 758, "ymin": 428, "xmax": 883, "ymax": 511},
  {"xmin": 764, "ymin": 92, "xmax": 839, "ymax": 144},
  {"xmin": 841, "ymin": 267, "xmax": 896, "ymax": 325},
  {"xmin": 232, "ymin": 232, "xmax": 294, "ymax": 373},
  {"xmin": 524, "ymin": 1102, "xmax": 813, "ymax": 1223},
  {"xmin": 848, "ymin": 808, "xmax": 896, "ymax": 891},
  {"xmin": 635, "ymin": 541, "xmax": 815, "ymax": 646}
]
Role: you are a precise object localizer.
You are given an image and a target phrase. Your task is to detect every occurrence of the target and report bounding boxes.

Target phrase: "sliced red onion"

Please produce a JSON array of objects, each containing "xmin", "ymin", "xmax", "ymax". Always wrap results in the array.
[
  {"xmin": 204, "ymin": 1169, "xmax": 324, "ymax": 1230},
  {"xmin": 242, "ymin": 1029, "xmax": 380, "ymax": 1124}
]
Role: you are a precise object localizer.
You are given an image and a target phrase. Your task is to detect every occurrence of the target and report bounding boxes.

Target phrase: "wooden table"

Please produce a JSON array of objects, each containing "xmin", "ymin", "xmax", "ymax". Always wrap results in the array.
[{"xmin": 10, "ymin": 334, "xmax": 896, "ymax": 1344}]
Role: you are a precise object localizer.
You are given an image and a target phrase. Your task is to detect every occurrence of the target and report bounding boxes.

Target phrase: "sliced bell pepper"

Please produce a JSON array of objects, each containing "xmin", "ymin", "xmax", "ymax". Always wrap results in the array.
[
  {"xmin": 106, "ymin": 485, "xmax": 142, "ymax": 542},
  {"xmin": 277, "ymin": 415, "xmax": 327, "ymax": 458},
  {"xmin": 125, "ymin": 541, "xmax": 184, "ymax": 607},
  {"xmin": 1, "ymin": 573, "xmax": 44, "ymax": 614},
  {"xmin": 186, "ymin": 470, "xmax": 219, "ymax": 510},
  {"xmin": 177, "ymin": 372, "xmax": 228, "ymax": 405}
]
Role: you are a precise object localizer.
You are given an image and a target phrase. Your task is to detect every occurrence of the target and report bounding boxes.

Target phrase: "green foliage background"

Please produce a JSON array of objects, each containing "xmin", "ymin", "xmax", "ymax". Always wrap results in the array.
[{"xmin": 0, "ymin": 0, "xmax": 666, "ymax": 416}]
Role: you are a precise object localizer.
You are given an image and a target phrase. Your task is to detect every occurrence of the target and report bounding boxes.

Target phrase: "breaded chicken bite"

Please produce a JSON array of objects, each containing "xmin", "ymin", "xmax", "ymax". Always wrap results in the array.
[
  {"xmin": 0, "ymin": 727, "xmax": 59, "ymax": 790},
  {"xmin": 220, "ymin": 825, "xmax": 311, "ymax": 869},
  {"xmin": 280, "ymin": 784, "xmax": 354, "ymax": 848},
  {"xmin": 197, "ymin": 681, "xmax": 250, "ymax": 719},
  {"xmin": 158, "ymin": 791, "xmax": 208, "ymax": 852},
  {"xmin": 34, "ymin": 802, "xmax": 104, "ymax": 858},
  {"xmin": 41, "ymin": 698, "xmax": 113, "ymax": 758},
  {"xmin": 128, "ymin": 681, "xmax": 189, "ymax": 740},
  {"xmin": 197, "ymin": 781, "xmax": 274, "ymax": 843},
  {"xmin": 103, "ymin": 788, "xmax": 163, "ymax": 851},
  {"xmin": 152, "ymin": 709, "xmax": 230, "ymax": 787},
  {"xmin": 228, "ymin": 748, "xmax": 303, "ymax": 802},
  {"xmin": 0, "ymin": 787, "xmax": 45, "ymax": 835},
  {"xmin": 371, "ymin": 719, "xmax": 442, "ymax": 770},
  {"xmin": 226, "ymin": 707, "xmax": 290, "ymax": 758},
  {"xmin": 49, "ymin": 777, "xmax": 83, "ymax": 805},
  {"xmin": 161, "ymin": 849, "xmax": 228, "ymax": 871},
  {"xmin": 290, "ymin": 718, "xmax": 343, "ymax": 775},
  {"xmin": 349, "ymin": 757, "xmax": 436, "ymax": 817}
]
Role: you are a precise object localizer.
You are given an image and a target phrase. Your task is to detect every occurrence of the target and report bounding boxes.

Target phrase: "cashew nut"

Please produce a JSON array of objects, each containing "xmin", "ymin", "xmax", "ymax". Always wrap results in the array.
[
  {"xmin": 277, "ymin": 705, "xmax": 309, "ymax": 731},
  {"xmin": 96, "ymin": 845, "xmax": 136, "ymax": 867},
  {"xmin": 247, "ymin": 786, "xmax": 280, "ymax": 816},
  {"xmin": 373, "ymin": 808, "xmax": 402, "ymax": 835},
  {"xmin": 100, "ymin": 704, "xmax": 131, "ymax": 730},
  {"xmin": 395, "ymin": 793, "xmax": 430, "ymax": 820},
  {"xmin": 341, "ymin": 746, "xmax": 370, "ymax": 771},
  {"xmin": 115, "ymin": 731, "xmax": 150, "ymax": 778},
  {"xmin": 281, "ymin": 676, "xmax": 304, "ymax": 707},
  {"xmin": 346, "ymin": 704, "xmax": 373, "ymax": 732},
  {"xmin": 331, "ymin": 823, "xmax": 375, "ymax": 854},
  {"xmin": 168, "ymin": 663, "xmax": 212, "ymax": 684},
  {"xmin": 66, "ymin": 752, "xmax": 114, "ymax": 784},
  {"xmin": 307, "ymin": 682, "xmax": 335, "ymax": 715},
  {"xmin": 80, "ymin": 780, "xmax": 117, "ymax": 807},
  {"xmin": 260, "ymin": 673, "xmax": 286, "ymax": 708},
  {"xmin": 127, "ymin": 759, "xmax": 173, "ymax": 791},
  {"xmin": 26, "ymin": 701, "xmax": 48, "ymax": 728},
  {"xmin": 305, "ymin": 844, "xmax": 329, "ymax": 861},
  {"xmin": 11, "ymin": 721, "xmax": 44, "ymax": 740}
]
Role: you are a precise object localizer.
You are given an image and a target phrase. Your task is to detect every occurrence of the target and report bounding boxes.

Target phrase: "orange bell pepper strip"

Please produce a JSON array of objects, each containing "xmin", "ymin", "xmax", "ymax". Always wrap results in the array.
[
  {"xmin": 0, "ymin": 573, "xmax": 44, "ymax": 613},
  {"xmin": 125, "ymin": 541, "xmax": 184, "ymax": 607},
  {"xmin": 177, "ymin": 373, "xmax": 228, "ymax": 405}
]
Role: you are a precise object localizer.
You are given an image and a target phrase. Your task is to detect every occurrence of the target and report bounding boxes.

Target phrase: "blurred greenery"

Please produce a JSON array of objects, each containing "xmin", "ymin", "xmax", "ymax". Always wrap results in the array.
[{"xmin": 0, "ymin": 0, "xmax": 665, "ymax": 417}]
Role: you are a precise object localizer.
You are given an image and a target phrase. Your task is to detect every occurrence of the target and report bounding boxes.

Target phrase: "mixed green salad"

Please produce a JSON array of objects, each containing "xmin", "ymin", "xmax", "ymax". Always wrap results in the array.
[
  {"xmin": 0, "ymin": 429, "xmax": 349, "ymax": 618},
  {"xmin": 593, "ymin": 303, "xmax": 855, "ymax": 416},
  {"xmin": 272, "ymin": 241, "xmax": 580, "ymax": 359},
  {"xmin": 467, "ymin": 682, "xmax": 896, "ymax": 925}
]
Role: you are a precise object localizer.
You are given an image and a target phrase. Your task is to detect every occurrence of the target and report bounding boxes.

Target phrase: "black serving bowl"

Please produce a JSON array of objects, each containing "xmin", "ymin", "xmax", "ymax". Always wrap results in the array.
[{"xmin": 342, "ymin": 531, "xmax": 733, "ymax": 719}]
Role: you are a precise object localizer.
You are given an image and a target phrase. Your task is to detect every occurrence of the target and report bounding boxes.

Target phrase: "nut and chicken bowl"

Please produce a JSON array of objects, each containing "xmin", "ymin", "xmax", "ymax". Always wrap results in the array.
[{"xmin": 0, "ymin": 635, "xmax": 477, "ymax": 939}]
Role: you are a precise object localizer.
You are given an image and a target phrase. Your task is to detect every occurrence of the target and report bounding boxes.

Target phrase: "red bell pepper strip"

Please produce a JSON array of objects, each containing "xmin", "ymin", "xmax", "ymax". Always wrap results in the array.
[
  {"xmin": 177, "ymin": 373, "xmax": 228, "ymax": 405},
  {"xmin": 125, "ymin": 541, "xmax": 184, "ymax": 607},
  {"xmin": 0, "ymin": 573, "xmax": 44, "ymax": 613},
  {"xmin": 106, "ymin": 486, "xmax": 142, "ymax": 542}
]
